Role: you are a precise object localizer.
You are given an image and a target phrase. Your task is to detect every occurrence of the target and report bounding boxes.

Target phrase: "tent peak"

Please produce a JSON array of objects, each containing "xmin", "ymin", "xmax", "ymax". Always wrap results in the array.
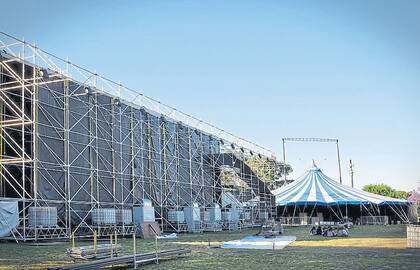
[{"xmin": 310, "ymin": 160, "xmax": 320, "ymax": 171}]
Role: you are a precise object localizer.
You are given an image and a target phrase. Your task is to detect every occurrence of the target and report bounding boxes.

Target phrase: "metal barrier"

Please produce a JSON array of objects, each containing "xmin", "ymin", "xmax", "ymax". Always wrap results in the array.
[
  {"xmin": 279, "ymin": 217, "xmax": 323, "ymax": 226},
  {"xmin": 360, "ymin": 216, "xmax": 389, "ymax": 225}
]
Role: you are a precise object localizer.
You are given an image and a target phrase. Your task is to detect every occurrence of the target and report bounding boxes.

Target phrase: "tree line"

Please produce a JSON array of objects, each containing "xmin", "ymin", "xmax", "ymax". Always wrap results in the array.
[{"xmin": 362, "ymin": 183, "xmax": 409, "ymax": 199}]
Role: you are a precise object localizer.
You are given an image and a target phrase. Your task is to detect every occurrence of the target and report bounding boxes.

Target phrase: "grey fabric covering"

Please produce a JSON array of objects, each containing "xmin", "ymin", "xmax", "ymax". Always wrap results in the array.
[
  {"xmin": 0, "ymin": 201, "xmax": 19, "ymax": 237},
  {"xmin": 35, "ymin": 77, "xmax": 226, "ymax": 224}
]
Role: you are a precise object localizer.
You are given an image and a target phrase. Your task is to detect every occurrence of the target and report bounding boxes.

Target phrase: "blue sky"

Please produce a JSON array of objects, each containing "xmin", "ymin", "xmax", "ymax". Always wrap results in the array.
[{"xmin": 1, "ymin": 0, "xmax": 419, "ymax": 191}]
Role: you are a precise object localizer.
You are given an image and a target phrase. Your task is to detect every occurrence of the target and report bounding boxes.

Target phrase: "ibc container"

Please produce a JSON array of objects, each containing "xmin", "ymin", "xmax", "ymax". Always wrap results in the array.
[
  {"xmin": 92, "ymin": 208, "xmax": 116, "ymax": 225},
  {"xmin": 407, "ymin": 225, "xmax": 420, "ymax": 248},
  {"xmin": 222, "ymin": 208, "xmax": 240, "ymax": 222},
  {"xmin": 116, "ymin": 209, "xmax": 133, "ymax": 225},
  {"xmin": 168, "ymin": 210, "xmax": 185, "ymax": 223},
  {"xmin": 207, "ymin": 204, "xmax": 222, "ymax": 222},
  {"xmin": 259, "ymin": 211, "xmax": 269, "ymax": 220},
  {"xmin": 242, "ymin": 211, "xmax": 251, "ymax": 221},
  {"xmin": 28, "ymin": 207, "xmax": 57, "ymax": 227},
  {"xmin": 184, "ymin": 203, "xmax": 201, "ymax": 232}
]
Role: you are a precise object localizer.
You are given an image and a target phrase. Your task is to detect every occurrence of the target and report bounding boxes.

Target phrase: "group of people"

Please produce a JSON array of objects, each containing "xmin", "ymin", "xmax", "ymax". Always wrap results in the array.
[{"xmin": 310, "ymin": 225, "xmax": 349, "ymax": 237}]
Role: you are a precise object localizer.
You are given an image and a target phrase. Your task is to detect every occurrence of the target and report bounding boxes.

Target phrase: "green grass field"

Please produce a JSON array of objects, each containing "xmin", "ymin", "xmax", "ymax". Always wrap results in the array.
[{"xmin": 0, "ymin": 225, "xmax": 418, "ymax": 270}]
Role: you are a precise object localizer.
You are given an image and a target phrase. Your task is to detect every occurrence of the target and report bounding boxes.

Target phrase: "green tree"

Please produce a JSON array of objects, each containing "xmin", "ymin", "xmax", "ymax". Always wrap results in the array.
[
  {"xmin": 362, "ymin": 183, "xmax": 409, "ymax": 199},
  {"xmin": 245, "ymin": 156, "xmax": 292, "ymax": 186}
]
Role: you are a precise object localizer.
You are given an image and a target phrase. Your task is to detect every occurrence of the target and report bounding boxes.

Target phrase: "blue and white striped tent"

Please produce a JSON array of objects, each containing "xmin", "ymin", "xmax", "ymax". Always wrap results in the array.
[{"xmin": 273, "ymin": 165, "xmax": 408, "ymax": 207}]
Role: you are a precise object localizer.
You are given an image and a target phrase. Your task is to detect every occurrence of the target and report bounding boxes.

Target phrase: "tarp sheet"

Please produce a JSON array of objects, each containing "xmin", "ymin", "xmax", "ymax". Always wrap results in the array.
[
  {"xmin": 222, "ymin": 235, "xmax": 296, "ymax": 250},
  {"xmin": 0, "ymin": 201, "xmax": 19, "ymax": 237},
  {"xmin": 33, "ymin": 75, "xmax": 223, "ymax": 224}
]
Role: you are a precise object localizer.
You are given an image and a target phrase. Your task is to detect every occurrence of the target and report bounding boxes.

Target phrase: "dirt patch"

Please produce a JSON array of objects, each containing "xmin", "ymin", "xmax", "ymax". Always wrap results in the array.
[{"xmin": 290, "ymin": 237, "xmax": 406, "ymax": 249}]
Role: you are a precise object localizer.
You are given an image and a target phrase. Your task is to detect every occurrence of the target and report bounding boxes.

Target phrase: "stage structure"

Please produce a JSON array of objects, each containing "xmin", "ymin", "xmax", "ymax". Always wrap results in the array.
[{"xmin": 0, "ymin": 33, "xmax": 276, "ymax": 241}]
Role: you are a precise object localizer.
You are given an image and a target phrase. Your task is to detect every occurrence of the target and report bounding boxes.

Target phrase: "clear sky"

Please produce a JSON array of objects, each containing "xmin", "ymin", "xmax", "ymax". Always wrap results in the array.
[{"xmin": 1, "ymin": 0, "xmax": 419, "ymax": 191}]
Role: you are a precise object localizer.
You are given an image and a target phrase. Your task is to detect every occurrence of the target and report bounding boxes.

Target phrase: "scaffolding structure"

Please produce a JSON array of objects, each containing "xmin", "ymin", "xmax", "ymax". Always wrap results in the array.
[{"xmin": 0, "ymin": 33, "xmax": 276, "ymax": 241}]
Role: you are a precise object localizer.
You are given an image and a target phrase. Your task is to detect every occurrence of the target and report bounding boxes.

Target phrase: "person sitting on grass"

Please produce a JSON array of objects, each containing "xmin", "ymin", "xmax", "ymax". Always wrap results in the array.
[
  {"xmin": 311, "ymin": 225, "xmax": 323, "ymax": 235},
  {"xmin": 310, "ymin": 226, "xmax": 317, "ymax": 235},
  {"xmin": 316, "ymin": 225, "xmax": 322, "ymax": 235},
  {"xmin": 322, "ymin": 226, "xmax": 328, "ymax": 237},
  {"xmin": 337, "ymin": 227, "xmax": 349, "ymax": 237},
  {"xmin": 326, "ymin": 226, "xmax": 335, "ymax": 237}
]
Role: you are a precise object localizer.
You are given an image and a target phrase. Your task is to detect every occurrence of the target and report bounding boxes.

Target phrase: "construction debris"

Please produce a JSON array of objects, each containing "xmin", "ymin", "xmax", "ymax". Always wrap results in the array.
[
  {"xmin": 138, "ymin": 222, "xmax": 161, "ymax": 239},
  {"xmin": 256, "ymin": 222, "xmax": 284, "ymax": 238},
  {"xmin": 67, "ymin": 244, "xmax": 122, "ymax": 260},
  {"xmin": 157, "ymin": 233, "xmax": 178, "ymax": 239},
  {"xmin": 49, "ymin": 249, "xmax": 191, "ymax": 270}
]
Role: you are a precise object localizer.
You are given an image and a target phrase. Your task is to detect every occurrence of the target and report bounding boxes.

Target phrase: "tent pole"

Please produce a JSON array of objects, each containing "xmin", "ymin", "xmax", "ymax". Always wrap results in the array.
[
  {"xmin": 388, "ymin": 203, "xmax": 405, "ymax": 223},
  {"xmin": 345, "ymin": 203, "xmax": 348, "ymax": 219},
  {"xmin": 336, "ymin": 140, "xmax": 342, "ymax": 184},
  {"xmin": 328, "ymin": 205, "xmax": 341, "ymax": 221},
  {"xmin": 281, "ymin": 205, "xmax": 287, "ymax": 225},
  {"xmin": 309, "ymin": 203, "xmax": 317, "ymax": 224},
  {"xmin": 394, "ymin": 203, "xmax": 409, "ymax": 223},
  {"xmin": 337, "ymin": 205, "xmax": 344, "ymax": 221},
  {"xmin": 361, "ymin": 204, "xmax": 377, "ymax": 224}
]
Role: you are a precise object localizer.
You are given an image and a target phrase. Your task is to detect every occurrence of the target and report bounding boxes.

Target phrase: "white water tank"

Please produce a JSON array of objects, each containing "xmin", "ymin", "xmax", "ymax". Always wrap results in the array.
[
  {"xmin": 222, "ymin": 208, "xmax": 240, "ymax": 222},
  {"xmin": 28, "ymin": 207, "xmax": 57, "ymax": 227},
  {"xmin": 92, "ymin": 208, "xmax": 116, "ymax": 225},
  {"xmin": 184, "ymin": 203, "xmax": 201, "ymax": 232},
  {"xmin": 116, "ymin": 209, "xmax": 133, "ymax": 225},
  {"xmin": 207, "ymin": 204, "xmax": 221, "ymax": 222},
  {"xmin": 242, "ymin": 211, "xmax": 251, "ymax": 221},
  {"xmin": 260, "ymin": 211, "xmax": 269, "ymax": 221},
  {"xmin": 168, "ymin": 210, "xmax": 185, "ymax": 223}
]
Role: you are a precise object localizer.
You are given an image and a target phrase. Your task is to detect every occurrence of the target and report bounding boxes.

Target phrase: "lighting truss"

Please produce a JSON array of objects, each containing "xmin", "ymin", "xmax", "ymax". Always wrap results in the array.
[{"xmin": 282, "ymin": 137, "xmax": 342, "ymax": 184}]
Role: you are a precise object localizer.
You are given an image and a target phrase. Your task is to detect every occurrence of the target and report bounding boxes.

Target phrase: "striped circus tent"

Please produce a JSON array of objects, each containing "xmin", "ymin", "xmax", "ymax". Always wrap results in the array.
[{"xmin": 273, "ymin": 165, "xmax": 408, "ymax": 207}]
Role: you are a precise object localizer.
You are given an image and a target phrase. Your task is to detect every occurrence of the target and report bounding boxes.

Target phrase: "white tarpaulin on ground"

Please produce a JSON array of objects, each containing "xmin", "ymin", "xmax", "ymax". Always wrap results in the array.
[
  {"xmin": 222, "ymin": 236, "xmax": 296, "ymax": 250},
  {"xmin": 0, "ymin": 201, "xmax": 19, "ymax": 237}
]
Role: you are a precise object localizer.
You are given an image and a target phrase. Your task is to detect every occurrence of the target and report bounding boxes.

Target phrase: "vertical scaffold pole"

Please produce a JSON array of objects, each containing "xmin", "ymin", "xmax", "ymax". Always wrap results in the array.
[
  {"xmin": 93, "ymin": 230, "xmax": 97, "ymax": 257},
  {"xmin": 188, "ymin": 127, "xmax": 193, "ymax": 208},
  {"xmin": 64, "ymin": 62, "xmax": 70, "ymax": 238},
  {"xmin": 111, "ymin": 98, "xmax": 116, "ymax": 209},
  {"xmin": 161, "ymin": 119, "xmax": 167, "ymax": 232},
  {"xmin": 118, "ymin": 85, "xmax": 123, "ymax": 233},
  {"xmin": 114, "ymin": 231, "xmax": 118, "ymax": 256},
  {"xmin": 71, "ymin": 231, "xmax": 75, "ymax": 248},
  {"xmin": 22, "ymin": 39, "xmax": 27, "ymax": 240},
  {"xmin": 129, "ymin": 106, "xmax": 135, "ymax": 233},
  {"xmin": 110, "ymin": 233, "xmax": 113, "ymax": 258},
  {"xmin": 94, "ymin": 74, "xmax": 99, "ymax": 220},
  {"xmin": 0, "ymin": 62, "xmax": 2, "ymax": 198},
  {"xmin": 133, "ymin": 233, "xmax": 137, "ymax": 269}
]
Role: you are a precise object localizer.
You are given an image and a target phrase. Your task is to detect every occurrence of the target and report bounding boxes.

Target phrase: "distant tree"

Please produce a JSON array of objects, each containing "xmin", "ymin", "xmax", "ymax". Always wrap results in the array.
[
  {"xmin": 245, "ymin": 157, "xmax": 292, "ymax": 185},
  {"xmin": 362, "ymin": 183, "xmax": 409, "ymax": 199}
]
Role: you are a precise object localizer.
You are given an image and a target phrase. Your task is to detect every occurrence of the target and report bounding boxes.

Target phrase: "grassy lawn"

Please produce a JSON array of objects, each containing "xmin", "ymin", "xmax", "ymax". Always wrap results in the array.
[{"xmin": 0, "ymin": 225, "xmax": 418, "ymax": 270}]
